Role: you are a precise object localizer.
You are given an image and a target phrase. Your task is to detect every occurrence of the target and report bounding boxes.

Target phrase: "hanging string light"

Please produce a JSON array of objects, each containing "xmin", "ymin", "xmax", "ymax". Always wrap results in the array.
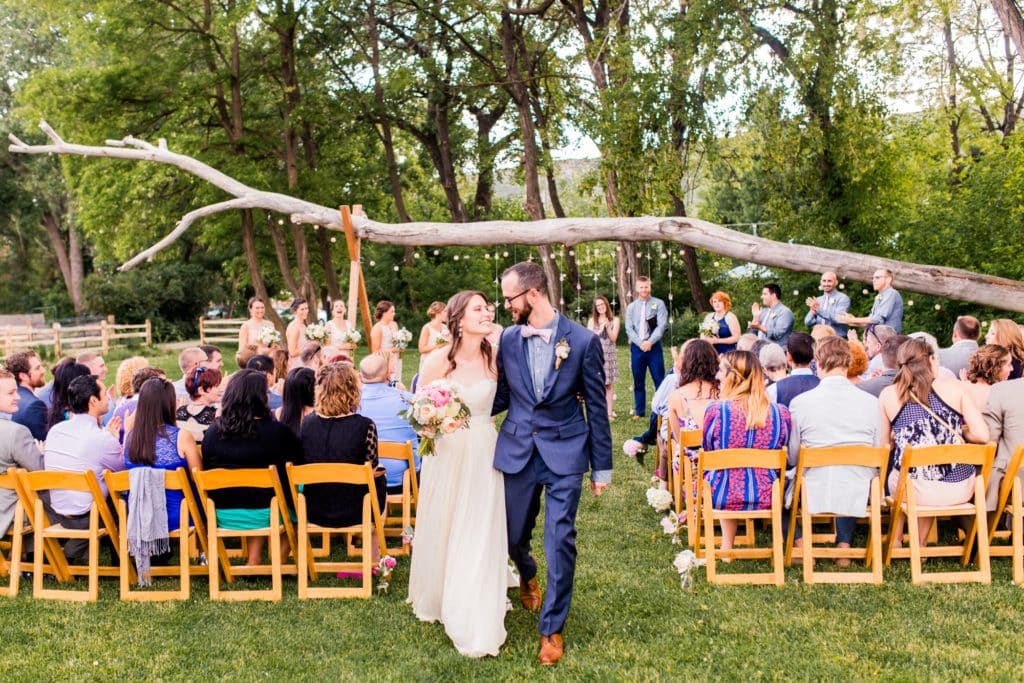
[{"xmin": 666, "ymin": 241, "xmax": 674, "ymax": 348}]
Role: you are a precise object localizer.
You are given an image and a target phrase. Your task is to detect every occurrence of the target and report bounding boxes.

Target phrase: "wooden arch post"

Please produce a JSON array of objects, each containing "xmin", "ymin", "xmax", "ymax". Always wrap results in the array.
[{"xmin": 340, "ymin": 205, "xmax": 374, "ymax": 345}]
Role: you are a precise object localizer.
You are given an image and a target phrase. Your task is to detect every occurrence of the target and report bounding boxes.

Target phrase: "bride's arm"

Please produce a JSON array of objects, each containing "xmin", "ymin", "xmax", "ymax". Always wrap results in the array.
[{"xmin": 418, "ymin": 349, "xmax": 449, "ymax": 388}]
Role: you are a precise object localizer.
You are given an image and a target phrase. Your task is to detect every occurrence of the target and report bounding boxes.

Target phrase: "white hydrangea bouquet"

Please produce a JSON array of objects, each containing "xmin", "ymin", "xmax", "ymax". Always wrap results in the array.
[
  {"xmin": 698, "ymin": 317, "xmax": 718, "ymax": 338},
  {"xmin": 341, "ymin": 328, "xmax": 362, "ymax": 345},
  {"xmin": 401, "ymin": 379, "xmax": 471, "ymax": 456},
  {"xmin": 257, "ymin": 327, "xmax": 282, "ymax": 348},
  {"xmin": 394, "ymin": 327, "xmax": 413, "ymax": 351},
  {"xmin": 645, "ymin": 487, "xmax": 673, "ymax": 512},
  {"xmin": 305, "ymin": 322, "xmax": 330, "ymax": 344}
]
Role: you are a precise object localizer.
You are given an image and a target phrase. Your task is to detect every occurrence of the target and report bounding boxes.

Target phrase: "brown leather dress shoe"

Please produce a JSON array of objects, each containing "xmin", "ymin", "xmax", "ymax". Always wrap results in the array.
[
  {"xmin": 538, "ymin": 634, "xmax": 564, "ymax": 666},
  {"xmin": 520, "ymin": 577, "xmax": 542, "ymax": 612}
]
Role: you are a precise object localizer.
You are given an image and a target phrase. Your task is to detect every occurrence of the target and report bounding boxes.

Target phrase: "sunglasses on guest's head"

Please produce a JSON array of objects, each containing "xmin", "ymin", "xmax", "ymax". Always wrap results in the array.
[{"xmin": 191, "ymin": 366, "xmax": 207, "ymax": 393}]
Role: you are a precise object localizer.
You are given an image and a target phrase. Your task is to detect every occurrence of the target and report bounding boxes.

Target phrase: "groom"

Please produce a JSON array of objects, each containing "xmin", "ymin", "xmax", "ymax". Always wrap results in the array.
[{"xmin": 493, "ymin": 261, "xmax": 613, "ymax": 666}]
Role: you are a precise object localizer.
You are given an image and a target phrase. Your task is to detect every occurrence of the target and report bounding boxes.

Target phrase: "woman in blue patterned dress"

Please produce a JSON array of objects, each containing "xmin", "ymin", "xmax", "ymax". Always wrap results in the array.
[{"xmin": 701, "ymin": 350, "xmax": 791, "ymax": 552}]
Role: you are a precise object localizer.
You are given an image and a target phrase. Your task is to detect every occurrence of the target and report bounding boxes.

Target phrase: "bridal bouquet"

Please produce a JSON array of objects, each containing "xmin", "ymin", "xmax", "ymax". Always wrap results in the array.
[
  {"xmin": 697, "ymin": 317, "xmax": 718, "ymax": 338},
  {"xmin": 401, "ymin": 379, "xmax": 471, "ymax": 456},
  {"xmin": 394, "ymin": 327, "xmax": 413, "ymax": 351},
  {"xmin": 257, "ymin": 327, "xmax": 282, "ymax": 348},
  {"xmin": 305, "ymin": 322, "xmax": 330, "ymax": 344},
  {"xmin": 341, "ymin": 328, "xmax": 362, "ymax": 345}
]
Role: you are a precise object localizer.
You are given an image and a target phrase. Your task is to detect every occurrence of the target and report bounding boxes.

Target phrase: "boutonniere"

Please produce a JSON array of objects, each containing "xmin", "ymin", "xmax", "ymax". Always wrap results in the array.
[
  {"xmin": 554, "ymin": 338, "xmax": 571, "ymax": 369},
  {"xmin": 649, "ymin": 303, "xmax": 658, "ymax": 312},
  {"xmin": 769, "ymin": 312, "xmax": 777, "ymax": 319}
]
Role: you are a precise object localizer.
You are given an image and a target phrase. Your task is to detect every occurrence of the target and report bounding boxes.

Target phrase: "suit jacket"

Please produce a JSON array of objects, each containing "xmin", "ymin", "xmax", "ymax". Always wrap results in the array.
[
  {"xmin": 858, "ymin": 368, "xmax": 898, "ymax": 397},
  {"xmin": 0, "ymin": 419, "xmax": 44, "ymax": 537},
  {"xmin": 758, "ymin": 303, "xmax": 794, "ymax": 347},
  {"xmin": 624, "ymin": 297, "xmax": 668, "ymax": 347},
  {"xmin": 984, "ymin": 378, "xmax": 1024, "ymax": 471},
  {"xmin": 493, "ymin": 316, "xmax": 613, "ymax": 477},
  {"xmin": 12, "ymin": 386, "xmax": 47, "ymax": 441},
  {"xmin": 939, "ymin": 340, "xmax": 978, "ymax": 378},
  {"xmin": 804, "ymin": 292, "xmax": 851, "ymax": 336}
]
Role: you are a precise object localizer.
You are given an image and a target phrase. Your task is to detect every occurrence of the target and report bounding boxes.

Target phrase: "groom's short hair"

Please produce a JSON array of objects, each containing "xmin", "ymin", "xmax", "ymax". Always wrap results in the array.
[{"xmin": 502, "ymin": 261, "xmax": 548, "ymax": 297}]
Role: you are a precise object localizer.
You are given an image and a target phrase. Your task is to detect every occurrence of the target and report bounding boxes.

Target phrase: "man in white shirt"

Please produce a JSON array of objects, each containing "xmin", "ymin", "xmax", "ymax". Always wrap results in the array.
[{"xmin": 44, "ymin": 374, "xmax": 124, "ymax": 562}]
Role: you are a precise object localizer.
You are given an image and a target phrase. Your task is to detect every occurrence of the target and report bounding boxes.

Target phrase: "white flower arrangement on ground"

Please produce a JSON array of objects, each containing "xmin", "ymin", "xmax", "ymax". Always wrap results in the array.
[
  {"xmin": 659, "ymin": 511, "xmax": 687, "ymax": 545},
  {"xmin": 400, "ymin": 379, "xmax": 472, "ymax": 456},
  {"xmin": 394, "ymin": 327, "xmax": 413, "ymax": 351},
  {"xmin": 377, "ymin": 555, "xmax": 398, "ymax": 593},
  {"xmin": 341, "ymin": 328, "xmax": 362, "ymax": 345},
  {"xmin": 672, "ymin": 550, "xmax": 705, "ymax": 589},
  {"xmin": 645, "ymin": 487, "xmax": 673, "ymax": 513},
  {"xmin": 257, "ymin": 327, "xmax": 282, "ymax": 348},
  {"xmin": 305, "ymin": 322, "xmax": 330, "ymax": 344}
]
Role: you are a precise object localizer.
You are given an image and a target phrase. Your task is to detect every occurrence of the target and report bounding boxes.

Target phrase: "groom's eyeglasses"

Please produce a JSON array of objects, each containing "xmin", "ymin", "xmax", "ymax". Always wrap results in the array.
[{"xmin": 503, "ymin": 289, "xmax": 530, "ymax": 306}]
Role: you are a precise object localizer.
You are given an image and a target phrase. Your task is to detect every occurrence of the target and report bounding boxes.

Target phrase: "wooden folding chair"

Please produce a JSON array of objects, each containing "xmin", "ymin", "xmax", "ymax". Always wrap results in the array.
[
  {"xmin": 18, "ymin": 469, "xmax": 132, "ymax": 601},
  {"xmin": 981, "ymin": 445, "xmax": 1024, "ymax": 582},
  {"xmin": 883, "ymin": 443, "xmax": 995, "ymax": 585},
  {"xmin": 287, "ymin": 462, "xmax": 387, "ymax": 599},
  {"xmin": 104, "ymin": 467, "xmax": 210, "ymax": 601},
  {"xmin": 784, "ymin": 446, "xmax": 888, "ymax": 584},
  {"xmin": 378, "ymin": 441, "xmax": 417, "ymax": 556},
  {"xmin": 699, "ymin": 448, "xmax": 787, "ymax": 585},
  {"xmin": 671, "ymin": 429, "xmax": 703, "ymax": 545},
  {"xmin": 1, "ymin": 467, "xmax": 73, "ymax": 597},
  {"xmin": 192, "ymin": 466, "xmax": 297, "ymax": 602}
]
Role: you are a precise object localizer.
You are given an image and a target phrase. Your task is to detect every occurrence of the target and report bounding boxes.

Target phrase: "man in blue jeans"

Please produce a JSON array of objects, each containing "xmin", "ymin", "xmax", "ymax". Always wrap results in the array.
[{"xmin": 624, "ymin": 276, "xmax": 668, "ymax": 419}]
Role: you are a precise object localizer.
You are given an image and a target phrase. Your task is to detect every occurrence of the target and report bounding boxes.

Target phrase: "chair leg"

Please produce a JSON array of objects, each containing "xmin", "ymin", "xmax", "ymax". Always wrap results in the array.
[
  {"xmin": 6, "ymin": 504, "xmax": 23, "ymax": 597},
  {"xmin": 802, "ymin": 489, "xmax": 815, "ymax": 584},
  {"xmin": 771, "ymin": 481, "xmax": 784, "ymax": 586},
  {"xmin": 869, "ymin": 478, "xmax": 883, "ymax": 584},
  {"xmin": 702, "ymin": 484, "xmax": 717, "ymax": 584},
  {"xmin": 298, "ymin": 498, "xmax": 310, "ymax": 600},
  {"xmin": 974, "ymin": 478, "xmax": 991, "ymax": 584},
  {"xmin": 1013, "ymin": 481, "xmax": 1023, "ymax": 585},
  {"xmin": 906, "ymin": 488, "xmax": 923, "ymax": 585},
  {"xmin": 269, "ymin": 505, "xmax": 282, "ymax": 602},
  {"xmin": 87, "ymin": 508, "xmax": 99, "ymax": 602}
]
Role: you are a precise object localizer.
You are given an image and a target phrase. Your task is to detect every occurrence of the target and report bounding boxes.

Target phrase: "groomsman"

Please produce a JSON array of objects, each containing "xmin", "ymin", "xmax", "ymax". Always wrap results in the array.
[
  {"xmin": 804, "ymin": 271, "xmax": 850, "ymax": 336},
  {"xmin": 749, "ymin": 283, "xmax": 794, "ymax": 349},
  {"xmin": 624, "ymin": 276, "xmax": 667, "ymax": 419},
  {"xmin": 841, "ymin": 268, "xmax": 903, "ymax": 333}
]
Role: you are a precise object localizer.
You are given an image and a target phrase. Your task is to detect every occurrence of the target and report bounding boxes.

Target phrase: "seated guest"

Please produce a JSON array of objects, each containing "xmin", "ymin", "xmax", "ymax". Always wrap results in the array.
[
  {"xmin": 78, "ymin": 352, "xmax": 116, "ymax": 426},
  {"xmin": 300, "ymin": 341, "xmax": 324, "ymax": 372},
  {"xmin": 702, "ymin": 350, "xmax": 791, "ymax": 552},
  {"xmin": 302, "ymin": 362, "xmax": 386, "ymax": 549},
  {"xmin": 962, "ymin": 344, "xmax": 1012, "ymax": 412},
  {"xmin": 46, "ymin": 361, "xmax": 92, "ymax": 435},
  {"xmin": 113, "ymin": 356, "xmax": 149, "ymax": 407},
  {"xmin": 0, "ymin": 369, "xmax": 46, "ymax": 540},
  {"xmin": 858, "ymin": 334, "xmax": 908, "ymax": 397},
  {"xmin": 986, "ymin": 319, "xmax": 1024, "ymax": 380},
  {"xmin": 44, "ymin": 374, "xmax": 124, "ymax": 562},
  {"xmin": 175, "ymin": 365, "xmax": 223, "ymax": 444},
  {"xmin": 664, "ymin": 340, "xmax": 719, "ymax": 488},
  {"xmin": 276, "ymin": 367, "xmax": 316, "ymax": 436},
  {"xmin": 767, "ymin": 333, "xmax": 818, "ymax": 407},
  {"xmin": 625, "ymin": 345, "xmax": 681, "ymax": 463},
  {"xmin": 736, "ymin": 333, "xmax": 758, "ymax": 352},
  {"xmin": 909, "ymin": 332, "xmax": 956, "ymax": 379},
  {"xmin": 759, "ymin": 343, "xmax": 789, "ymax": 385},
  {"xmin": 113, "ymin": 367, "xmax": 167, "ymax": 441},
  {"xmin": 38, "ymin": 356, "xmax": 73, "ymax": 408},
  {"xmin": 5, "ymin": 350, "xmax": 48, "ymax": 440},
  {"xmin": 202, "ymin": 369, "xmax": 302, "ymax": 566},
  {"xmin": 939, "ymin": 316, "xmax": 981, "ymax": 377},
  {"xmin": 787, "ymin": 337, "xmax": 880, "ymax": 562},
  {"xmin": 357, "ymin": 353, "xmax": 419, "ymax": 493},
  {"xmin": 860, "ymin": 324, "xmax": 896, "ymax": 378},
  {"xmin": 246, "ymin": 354, "xmax": 283, "ymax": 411},
  {"xmin": 879, "ymin": 338, "xmax": 989, "ymax": 544},
  {"xmin": 172, "ymin": 347, "xmax": 207, "ymax": 403},
  {"xmin": 123, "ymin": 377, "xmax": 201, "ymax": 532},
  {"xmin": 810, "ymin": 324, "xmax": 836, "ymax": 343},
  {"xmin": 235, "ymin": 345, "xmax": 258, "ymax": 373},
  {"xmin": 983, "ymin": 375, "xmax": 1024, "ymax": 510},
  {"xmin": 847, "ymin": 341, "xmax": 868, "ymax": 384},
  {"xmin": 199, "ymin": 344, "xmax": 224, "ymax": 372}
]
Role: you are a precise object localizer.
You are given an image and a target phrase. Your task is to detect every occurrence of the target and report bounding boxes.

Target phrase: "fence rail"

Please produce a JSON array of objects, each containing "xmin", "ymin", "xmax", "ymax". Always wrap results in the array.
[
  {"xmin": 1, "ymin": 320, "xmax": 151, "ymax": 357},
  {"xmin": 199, "ymin": 317, "xmax": 245, "ymax": 346}
]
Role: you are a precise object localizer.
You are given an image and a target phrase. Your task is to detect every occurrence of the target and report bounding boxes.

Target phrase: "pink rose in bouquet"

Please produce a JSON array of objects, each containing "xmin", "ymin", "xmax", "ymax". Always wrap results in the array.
[{"xmin": 401, "ymin": 379, "xmax": 471, "ymax": 456}]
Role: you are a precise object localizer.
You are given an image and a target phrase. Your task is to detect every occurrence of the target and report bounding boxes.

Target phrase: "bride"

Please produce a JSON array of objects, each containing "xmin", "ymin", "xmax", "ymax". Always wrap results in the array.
[{"xmin": 407, "ymin": 290, "xmax": 509, "ymax": 658}]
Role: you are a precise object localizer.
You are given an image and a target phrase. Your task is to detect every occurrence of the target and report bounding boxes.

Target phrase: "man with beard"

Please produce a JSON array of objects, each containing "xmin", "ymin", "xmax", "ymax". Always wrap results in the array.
[{"xmin": 4, "ymin": 350, "xmax": 48, "ymax": 440}]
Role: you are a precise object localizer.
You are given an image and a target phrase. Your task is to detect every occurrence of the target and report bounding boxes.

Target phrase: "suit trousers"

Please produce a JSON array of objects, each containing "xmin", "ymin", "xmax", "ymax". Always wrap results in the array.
[
  {"xmin": 630, "ymin": 341, "xmax": 666, "ymax": 416},
  {"xmin": 504, "ymin": 449, "xmax": 583, "ymax": 637}
]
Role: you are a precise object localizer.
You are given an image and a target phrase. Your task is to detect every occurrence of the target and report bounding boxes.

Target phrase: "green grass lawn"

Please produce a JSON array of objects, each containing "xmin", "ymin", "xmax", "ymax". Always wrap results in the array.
[{"xmin": 6, "ymin": 344, "xmax": 1024, "ymax": 680}]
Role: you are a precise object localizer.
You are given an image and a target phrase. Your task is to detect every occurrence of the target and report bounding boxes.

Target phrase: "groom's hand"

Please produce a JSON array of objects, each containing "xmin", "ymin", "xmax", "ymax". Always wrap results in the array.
[{"xmin": 590, "ymin": 481, "xmax": 608, "ymax": 497}]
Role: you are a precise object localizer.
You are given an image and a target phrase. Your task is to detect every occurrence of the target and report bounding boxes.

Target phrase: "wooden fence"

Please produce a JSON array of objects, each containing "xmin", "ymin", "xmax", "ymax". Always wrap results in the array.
[
  {"xmin": 1, "ymin": 320, "xmax": 152, "ymax": 357},
  {"xmin": 199, "ymin": 317, "xmax": 245, "ymax": 346}
]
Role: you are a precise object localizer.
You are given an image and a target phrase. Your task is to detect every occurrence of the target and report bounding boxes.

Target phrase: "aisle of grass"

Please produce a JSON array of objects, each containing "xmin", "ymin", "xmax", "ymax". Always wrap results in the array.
[{"xmin": 5, "ymin": 344, "xmax": 1024, "ymax": 679}]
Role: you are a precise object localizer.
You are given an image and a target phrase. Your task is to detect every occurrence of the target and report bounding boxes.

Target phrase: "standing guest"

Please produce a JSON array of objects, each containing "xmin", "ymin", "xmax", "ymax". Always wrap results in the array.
[
  {"xmin": 371, "ymin": 299, "xmax": 403, "ymax": 383},
  {"xmin": 172, "ymin": 347, "xmax": 208, "ymax": 404},
  {"xmin": 939, "ymin": 316, "xmax": 981, "ymax": 377},
  {"xmin": 961, "ymin": 344, "xmax": 1012, "ymax": 412},
  {"xmin": 246, "ymin": 354, "xmax": 283, "ymax": 411},
  {"xmin": 749, "ymin": 283, "xmax": 795, "ymax": 349},
  {"xmin": 663, "ymin": 340, "xmax": 719, "ymax": 488},
  {"xmin": 767, "ymin": 333, "xmax": 819, "ymax": 407},
  {"xmin": 5, "ymin": 350, "xmax": 48, "ymax": 440},
  {"xmin": 175, "ymin": 365, "xmax": 223, "ymax": 444},
  {"xmin": 275, "ymin": 367, "xmax": 315, "ymax": 437},
  {"xmin": 113, "ymin": 356, "xmax": 149, "ymax": 405},
  {"xmin": 285, "ymin": 297, "xmax": 310, "ymax": 370},
  {"xmin": 46, "ymin": 361, "xmax": 92, "ymax": 434},
  {"xmin": 859, "ymin": 335, "xmax": 908, "ymax": 397},
  {"xmin": 587, "ymin": 296, "xmax": 621, "ymax": 419},
  {"xmin": 879, "ymin": 338, "xmax": 988, "ymax": 544},
  {"xmin": 326, "ymin": 299, "xmax": 357, "ymax": 355},
  {"xmin": 124, "ymin": 377, "xmax": 202, "ymax": 532},
  {"xmin": 841, "ymin": 268, "xmax": 904, "ymax": 333},
  {"xmin": 983, "ymin": 376, "xmax": 1024, "ymax": 510},
  {"xmin": 238, "ymin": 296, "xmax": 275, "ymax": 355},
  {"xmin": 0, "ymin": 369, "xmax": 46, "ymax": 540},
  {"xmin": 804, "ymin": 271, "xmax": 851, "ymax": 337},
  {"xmin": 624, "ymin": 276, "xmax": 667, "ymax": 419},
  {"xmin": 418, "ymin": 301, "xmax": 451, "ymax": 373},
  {"xmin": 44, "ymin": 374, "xmax": 124, "ymax": 562},
  {"xmin": 702, "ymin": 350, "xmax": 791, "ymax": 553},
  {"xmin": 786, "ymin": 337, "xmax": 880, "ymax": 562},
  {"xmin": 301, "ymin": 362, "xmax": 386, "ymax": 543},
  {"xmin": 759, "ymin": 343, "xmax": 789, "ymax": 385},
  {"xmin": 485, "ymin": 302, "xmax": 502, "ymax": 348},
  {"xmin": 701, "ymin": 291, "xmax": 742, "ymax": 355},
  {"xmin": 986, "ymin": 319, "xmax": 1024, "ymax": 380},
  {"xmin": 358, "ymin": 352, "xmax": 420, "ymax": 495},
  {"xmin": 199, "ymin": 344, "xmax": 224, "ymax": 372},
  {"xmin": 201, "ymin": 369, "xmax": 301, "ymax": 566}
]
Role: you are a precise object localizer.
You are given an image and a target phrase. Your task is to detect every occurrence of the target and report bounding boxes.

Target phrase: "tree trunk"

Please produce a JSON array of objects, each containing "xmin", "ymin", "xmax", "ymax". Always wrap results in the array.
[
  {"xmin": 671, "ymin": 194, "xmax": 708, "ymax": 313},
  {"xmin": 241, "ymin": 209, "xmax": 284, "ymax": 330},
  {"xmin": 266, "ymin": 213, "xmax": 302, "ymax": 296},
  {"xmin": 942, "ymin": 6, "xmax": 962, "ymax": 173},
  {"xmin": 991, "ymin": 0, "xmax": 1024, "ymax": 58},
  {"xmin": 40, "ymin": 202, "xmax": 83, "ymax": 315},
  {"xmin": 315, "ymin": 227, "xmax": 342, "ymax": 304}
]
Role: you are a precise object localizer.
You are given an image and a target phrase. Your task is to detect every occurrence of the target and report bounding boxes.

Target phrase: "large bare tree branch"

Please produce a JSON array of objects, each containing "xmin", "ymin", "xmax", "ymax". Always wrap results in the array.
[{"xmin": 10, "ymin": 121, "xmax": 1024, "ymax": 312}]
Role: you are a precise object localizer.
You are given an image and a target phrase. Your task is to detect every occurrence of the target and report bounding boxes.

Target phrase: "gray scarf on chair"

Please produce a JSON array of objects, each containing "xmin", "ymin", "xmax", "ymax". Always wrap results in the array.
[{"xmin": 127, "ymin": 467, "xmax": 170, "ymax": 586}]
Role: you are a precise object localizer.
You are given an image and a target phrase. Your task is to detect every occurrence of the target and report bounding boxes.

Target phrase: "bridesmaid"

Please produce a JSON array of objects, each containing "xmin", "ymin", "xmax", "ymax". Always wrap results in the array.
[
  {"xmin": 701, "ymin": 291, "xmax": 742, "ymax": 354},
  {"xmin": 417, "ymin": 301, "xmax": 450, "ymax": 374},
  {"xmin": 285, "ymin": 297, "xmax": 309, "ymax": 370},
  {"xmin": 586, "ymin": 296, "xmax": 620, "ymax": 419},
  {"xmin": 326, "ymin": 299, "xmax": 357, "ymax": 355},
  {"xmin": 371, "ymin": 300, "xmax": 402, "ymax": 382},
  {"xmin": 238, "ymin": 297, "xmax": 275, "ymax": 355}
]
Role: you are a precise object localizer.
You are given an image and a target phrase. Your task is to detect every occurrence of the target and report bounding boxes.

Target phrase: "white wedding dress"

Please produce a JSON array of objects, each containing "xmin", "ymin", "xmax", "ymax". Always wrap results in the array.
[{"xmin": 407, "ymin": 379, "xmax": 509, "ymax": 658}]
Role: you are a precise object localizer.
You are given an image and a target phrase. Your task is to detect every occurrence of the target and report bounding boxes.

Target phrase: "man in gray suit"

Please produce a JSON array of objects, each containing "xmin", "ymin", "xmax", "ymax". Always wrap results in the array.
[
  {"xmin": 624, "ymin": 276, "xmax": 668, "ymax": 419},
  {"xmin": 939, "ymin": 316, "xmax": 981, "ymax": 378},
  {"xmin": 983, "ymin": 378, "xmax": 1024, "ymax": 510},
  {"xmin": 0, "ymin": 370, "xmax": 45, "ymax": 540},
  {"xmin": 859, "ymin": 335, "xmax": 908, "ymax": 397},
  {"xmin": 804, "ymin": 271, "xmax": 851, "ymax": 337},
  {"xmin": 749, "ymin": 283, "xmax": 794, "ymax": 349}
]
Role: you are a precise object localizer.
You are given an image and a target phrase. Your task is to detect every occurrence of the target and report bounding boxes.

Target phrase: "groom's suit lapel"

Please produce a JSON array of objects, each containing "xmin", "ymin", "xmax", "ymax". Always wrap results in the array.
[
  {"xmin": 539, "ymin": 315, "xmax": 572, "ymax": 404},
  {"xmin": 516, "ymin": 326, "xmax": 535, "ymax": 401}
]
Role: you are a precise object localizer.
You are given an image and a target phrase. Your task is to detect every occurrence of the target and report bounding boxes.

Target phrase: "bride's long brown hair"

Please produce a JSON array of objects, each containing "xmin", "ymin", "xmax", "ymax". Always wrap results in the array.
[{"xmin": 444, "ymin": 290, "xmax": 493, "ymax": 377}]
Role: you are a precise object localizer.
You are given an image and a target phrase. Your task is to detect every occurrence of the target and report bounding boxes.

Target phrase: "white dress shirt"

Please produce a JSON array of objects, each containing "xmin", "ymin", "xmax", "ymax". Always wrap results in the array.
[{"xmin": 44, "ymin": 413, "xmax": 125, "ymax": 515}]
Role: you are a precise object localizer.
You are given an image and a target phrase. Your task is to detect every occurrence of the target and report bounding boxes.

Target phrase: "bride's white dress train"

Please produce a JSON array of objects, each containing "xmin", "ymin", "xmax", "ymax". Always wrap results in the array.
[{"xmin": 407, "ymin": 379, "xmax": 509, "ymax": 658}]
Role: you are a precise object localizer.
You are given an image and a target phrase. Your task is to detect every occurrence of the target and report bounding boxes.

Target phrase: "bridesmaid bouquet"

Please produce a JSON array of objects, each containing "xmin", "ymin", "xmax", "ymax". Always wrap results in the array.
[
  {"xmin": 257, "ymin": 327, "xmax": 282, "ymax": 348},
  {"xmin": 698, "ymin": 317, "xmax": 718, "ymax": 338},
  {"xmin": 341, "ymin": 328, "xmax": 362, "ymax": 345},
  {"xmin": 305, "ymin": 322, "xmax": 330, "ymax": 344},
  {"xmin": 401, "ymin": 379, "xmax": 471, "ymax": 456},
  {"xmin": 394, "ymin": 327, "xmax": 413, "ymax": 351}
]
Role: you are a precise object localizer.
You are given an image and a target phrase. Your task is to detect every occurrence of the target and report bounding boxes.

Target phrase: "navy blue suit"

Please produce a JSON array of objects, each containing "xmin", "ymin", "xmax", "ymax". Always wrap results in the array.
[
  {"xmin": 493, "ymin": 315, "xmax": 612, "ymax": 636},
  {"xmin": 12, "ymin": 386, "xmax": 47, "ymax": 441}
]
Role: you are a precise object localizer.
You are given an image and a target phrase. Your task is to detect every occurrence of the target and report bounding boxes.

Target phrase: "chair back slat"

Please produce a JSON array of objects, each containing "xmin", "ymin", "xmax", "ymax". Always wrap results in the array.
[
  {"xmin": 679, "ymin": 429, "xmax": 702, "ymax": 449},
  {"xmin": 193, "ymin": 466, "xmax": 279, "ymax": 492},
  {"xmin": 903, "ymin": 443, "xmax": 996, "ymax": 469},
  {"xmin": 700, "ymin": 448, "xmax": 786, "ymax": 473},
  {"xmin": 798, "ymin": 445, "xmax": 889, "ymax": 470},
  {"xmin": 286, "ymin": 462, "xmax": 373, "ymax": 488}
]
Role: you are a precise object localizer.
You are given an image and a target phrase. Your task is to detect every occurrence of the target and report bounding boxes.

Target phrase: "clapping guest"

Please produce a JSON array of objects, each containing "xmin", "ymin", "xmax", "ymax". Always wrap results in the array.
[
  {"xmin": 986, "ymin": 319, "xmax": 1024, "ymax": 380},
  {"xmin": 858, "ymin": 335, "xmax": 908, "ymax": 397},
  {"xmin": 701, "ymin": 291, "xmax": 742, "ymax": 354},
  {"xmin": 175, "ymin": 365, "xmax": 223, "ymax": 444},
  {"xmin": 418, "ymin": 302, "xmax": 451, "ymax": 373},
  {"xmin": 961, "ymin": 344, "xmax": 1011, "ymax": 411},
  {"xmin": 285, "ymin": 297, "xmax": 309, "ymax": 370},
  {"xmin": 114, "ymin": 356, "xmax": 149, "ymax": 406},
  {"xmin": 276, "ymin": 367, "xmax": 315, "ymax": 437},
  {"xmin": 587, "ymin": 296, "xmax": 621, "ymax": 419},
  {"xmin": 46, "ymin": 361, "xmax": 91, "ymax": 434},
  {"xmin": 702, "ymin": 351, "xmax": 791, "ymax": 553},
  {"xmin": 201, "ymin": 369, "xmax": 301, "ymax": 566},
  {"xmin": 113, "ymin": 367, "xmax": 167, "ymax": 441},
  {"xmin": 124, "ymin": 377, "xmax": 201, "ymax": 533}
]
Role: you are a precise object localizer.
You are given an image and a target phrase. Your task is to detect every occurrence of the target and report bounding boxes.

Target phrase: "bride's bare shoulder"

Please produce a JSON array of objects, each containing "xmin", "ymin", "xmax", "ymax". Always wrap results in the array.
[{"xmin": 419, "ymin": 348, "xmax": 450, "ymax": 385}]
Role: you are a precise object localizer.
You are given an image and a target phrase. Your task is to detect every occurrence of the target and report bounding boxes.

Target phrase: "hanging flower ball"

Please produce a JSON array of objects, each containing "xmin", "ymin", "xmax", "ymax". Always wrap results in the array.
[
  {"xmin": 908, "ymin": 300, "xmax": 914, "ymax": 307},
  {"xmin": 278, "ymin": 219, "xmax": 285, "ymax": 225},
  {"xmin": 935, "ymin": 303, "xmax": 941, "ymax": 310},
  {"xmin": 660, "ymin": 252, "xmax": 667, "ymax": 259},
  {"xmin": 559, "ymin": 273, "xmax": 566, "ymax": 280},
  {"xmin": 576, "ymin": 283, "xmax": 582, "ymax": 290},
  {"xmin": 568, "ymin": 250, "xmax": 575, "ymax": 256},
  {"xmin": 330, "ymin": 236, "xmax": 336, "ymax": 243},
  {"xmin": 713, "ymin": 261, "xmax": 720, "ymax": 267},
  {"xmin": 414, "ymin": 252, "xmax": 420, "ymax": 259},
  {"xmin": 485, "ymin": 253, "xmax": 491, "ymax": 259},
  {"xmin": 793, "ymin": 290, "xmax": 799, "ymax": 296},
  {"xmin": 453, "ymin": 255, "xmax": 460, "ymax": 261}
]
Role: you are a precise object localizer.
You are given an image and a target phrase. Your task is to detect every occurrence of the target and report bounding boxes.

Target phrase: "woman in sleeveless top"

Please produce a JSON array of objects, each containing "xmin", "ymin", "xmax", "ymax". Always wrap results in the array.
[
  {"xmin": 586, "ymin": 296, "xmax": 620, "ymax": 419},
  {"xmin": 665, "ymin": 340, "xmax": 720, "ymax": 493},
  {"xmin": 371, "ymin": 300, "xmax": 402, "ymax": 383},
  {"xmin": 700, "ymin": 291, "xmax": 742, "ymax": 354},
  {"xmin": 880, "ymin": 337, "xmax": 988, "ymax": 544},
  {"xmin": 418, "ymin": 301, "xmax": 452, "ymax": 373},
  {"xmin": 986, "ymin": 319, "xmax": 1024, "ymax": 380},
  {"xmin": 285, "ymin": 297, "xmax": 309, "ymax": 370},
  {"xmin": 238, "ymin": 297, "xmax": 276, "ymax": 355},
  {"xmin": 175, "ymin": 365, "xmax": 222, "ymax": 444},
  {"xmin": 326, "ymin": 299, "xmax": 356, "ymax": 354}
]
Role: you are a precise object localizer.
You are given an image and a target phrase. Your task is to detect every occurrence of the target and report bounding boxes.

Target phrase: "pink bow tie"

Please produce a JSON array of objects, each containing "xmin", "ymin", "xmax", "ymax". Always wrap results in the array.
[{"xmin": 521, "ymin": 325, "xmax": 553, "ymax": 343}]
